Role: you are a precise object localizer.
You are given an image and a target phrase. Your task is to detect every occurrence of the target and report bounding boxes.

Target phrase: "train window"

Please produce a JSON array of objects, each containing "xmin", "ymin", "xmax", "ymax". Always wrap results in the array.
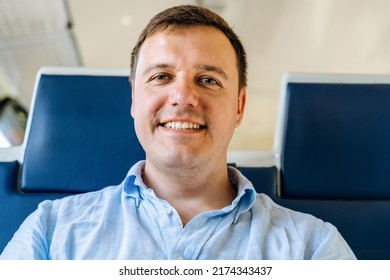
[{"xmin": 0, "ymin": 97, "xmax": 27, "ymax": 147}]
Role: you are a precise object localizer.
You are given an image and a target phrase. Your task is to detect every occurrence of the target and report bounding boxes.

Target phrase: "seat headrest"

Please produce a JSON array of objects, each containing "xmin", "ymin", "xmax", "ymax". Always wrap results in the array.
[
  {"xmin": 21, "ymin": 68, "xmax": 145, "ymax": 193},
  {"xmin": 280, "ymin": 74, "xmax": 390, "ymax": 199}
]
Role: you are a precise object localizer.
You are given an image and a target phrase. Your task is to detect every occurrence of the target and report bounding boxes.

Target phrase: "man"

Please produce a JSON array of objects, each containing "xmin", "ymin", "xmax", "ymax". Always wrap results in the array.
[{"xmin": 0, "ymin": 5, "xmax": 356, "ymax": 259}]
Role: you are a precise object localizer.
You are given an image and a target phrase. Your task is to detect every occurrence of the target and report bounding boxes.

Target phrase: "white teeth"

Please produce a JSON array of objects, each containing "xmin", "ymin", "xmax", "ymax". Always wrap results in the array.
[{"xmin": 164, "ymin": 121, "xmax": 201, "ymax": 130}]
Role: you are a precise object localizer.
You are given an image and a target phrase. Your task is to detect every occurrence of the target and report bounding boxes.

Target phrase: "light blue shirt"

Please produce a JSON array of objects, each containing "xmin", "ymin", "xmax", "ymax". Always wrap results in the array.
[{"xmin": 0, "ymin": 161, "xmax": 356, "ymax": 260}]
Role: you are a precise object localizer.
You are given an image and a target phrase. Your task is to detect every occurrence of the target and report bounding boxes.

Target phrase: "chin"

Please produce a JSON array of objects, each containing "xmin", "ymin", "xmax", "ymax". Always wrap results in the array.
[{"xmin": 160, "ymin": 153, "xmax": 206, "ymax": 170}]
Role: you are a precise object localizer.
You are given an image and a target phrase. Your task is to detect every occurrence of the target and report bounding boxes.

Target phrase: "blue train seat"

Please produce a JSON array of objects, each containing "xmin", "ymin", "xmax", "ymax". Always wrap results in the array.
[
  {"xmin": 21, "ymin": 67, "xmax": 144, "ymax": 193},
  {"xmin": 241, "ymin": 73, "xmax": 390, "ymax": 260},
  {"xmin": 0, "ymin": 67, "xmax": 145, "ymax": 253}
]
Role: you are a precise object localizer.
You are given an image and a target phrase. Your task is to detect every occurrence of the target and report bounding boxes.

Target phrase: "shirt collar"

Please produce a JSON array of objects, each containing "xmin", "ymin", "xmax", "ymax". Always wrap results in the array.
[
  {"xmin": 227, "ymin": 166, "xmax": 257, "ymax": 223},
  {"xmin": 123, "ymin": 160, "xmax": 147, "ymax": 207},
  {"xmin": 122, "ymin": 160, "xmax": 257, "ymax": 220}
]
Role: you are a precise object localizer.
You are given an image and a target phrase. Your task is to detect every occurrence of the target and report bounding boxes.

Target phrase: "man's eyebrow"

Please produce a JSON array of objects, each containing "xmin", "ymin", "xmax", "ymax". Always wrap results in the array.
[
  {"xmin": 142, "ymin": 63, "xmax": 229, "ymax": 80},
  {"xmin": 196, "ymin": 64, "xmax": 229, "ymax": 80},
  {"xmin": 142, "ymin": 63, "xmax": 174, "ymax": 76}
]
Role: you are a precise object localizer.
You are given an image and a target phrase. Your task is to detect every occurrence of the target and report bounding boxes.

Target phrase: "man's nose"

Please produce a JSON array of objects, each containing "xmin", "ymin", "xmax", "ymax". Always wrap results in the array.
[{"xmin": 167, "ymin": 77, "xmax": 199, "ymax": 108}]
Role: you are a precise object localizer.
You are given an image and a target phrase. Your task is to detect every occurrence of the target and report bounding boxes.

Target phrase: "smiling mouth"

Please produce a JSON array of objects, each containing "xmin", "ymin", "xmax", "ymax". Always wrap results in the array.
[{"xmin": 162, "ymin": 121, "xmax": 206, "ymax": 130}]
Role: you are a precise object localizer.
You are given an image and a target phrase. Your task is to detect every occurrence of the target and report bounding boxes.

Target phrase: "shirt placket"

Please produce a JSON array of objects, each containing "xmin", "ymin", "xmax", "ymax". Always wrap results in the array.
[{"xmin": 168, "ymin": 213, "xmax": 223, "ymax": 260}]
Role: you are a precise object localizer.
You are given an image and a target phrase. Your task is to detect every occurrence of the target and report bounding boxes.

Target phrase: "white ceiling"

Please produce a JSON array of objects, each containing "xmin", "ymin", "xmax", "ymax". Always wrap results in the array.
[{"xmin": 1, "ymin": 0, "xmax": 390, "ymax": 150}]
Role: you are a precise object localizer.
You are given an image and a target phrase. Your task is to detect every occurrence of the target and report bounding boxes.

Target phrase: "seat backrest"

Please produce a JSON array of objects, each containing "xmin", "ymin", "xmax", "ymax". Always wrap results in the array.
[
  {"xmin": 21, "ymin": 67, "xmax": 145, "ymax": 193},
  {"xmin": 267, "ymin": 72, "xmax": 390, "ymax": 259},
  {"xmin": 277, "ymin": 73, "xmax": 390, "ymax": 199},
  {"xmin": 0, "ymin": 67, "xmax": 145, "ymax": 253}
]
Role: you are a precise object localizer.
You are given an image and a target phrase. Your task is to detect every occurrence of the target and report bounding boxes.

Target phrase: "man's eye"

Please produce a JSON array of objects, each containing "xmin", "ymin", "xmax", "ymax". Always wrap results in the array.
[
  {"xmin": 199, "ymin": 77, "xmax": 218, "ymax": 85},
  {"xmin": 148, "ymin": 73, "xmax": 172, "ymax": 83},
  {"xmin": 153, "ymin": 74, "xmax": 169, "ymax": 81}
]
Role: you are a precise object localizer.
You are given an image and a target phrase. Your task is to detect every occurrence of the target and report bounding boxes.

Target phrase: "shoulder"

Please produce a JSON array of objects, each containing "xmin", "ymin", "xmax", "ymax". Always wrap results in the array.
[
  {"xmin": 251, "ymin": 193, "xmax": 356, "ymax": 259},
  {"xmin": 252, "ymin": 193, "xmax": 326, "ymax": 230},
  {"xmin": 56, "ymin": 184, "xmax": 123, "ymax": 207},
  {"xmin": 49, "ymin": 184, "xmax": 124, "ymax": 223},
  {"xmin": 23, "ymin": 184, "xmax": 124, "ymax": 228}
]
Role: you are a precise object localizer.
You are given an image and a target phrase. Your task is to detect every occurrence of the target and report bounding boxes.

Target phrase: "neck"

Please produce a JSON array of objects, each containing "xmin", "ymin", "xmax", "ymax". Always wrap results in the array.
[{"xmin": 142, "ymin": 160, "xmax": 237, "ymax": 226}]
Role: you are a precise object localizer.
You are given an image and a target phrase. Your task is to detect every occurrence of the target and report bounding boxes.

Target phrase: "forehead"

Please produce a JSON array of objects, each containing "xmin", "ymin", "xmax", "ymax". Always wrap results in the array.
[{"xmin": 136, "ymin": 25, "xmax": 237, "ymax": 74}]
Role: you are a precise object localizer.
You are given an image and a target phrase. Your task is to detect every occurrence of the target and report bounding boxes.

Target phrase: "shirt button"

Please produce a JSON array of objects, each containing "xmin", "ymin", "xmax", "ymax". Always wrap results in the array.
[
  {"xmin": 176, "ymin": 256, "xmax": 184, "ymax": 260},
  {"xmin": 164, "ymin": 208, "xmax": 172, "ymax": 215}
]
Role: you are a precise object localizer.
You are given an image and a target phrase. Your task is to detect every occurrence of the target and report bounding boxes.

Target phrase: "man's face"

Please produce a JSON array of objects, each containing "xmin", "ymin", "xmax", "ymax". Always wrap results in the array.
[{"xmin": 131, "ymin": 25, "xmax": 246, "ymax": 170}]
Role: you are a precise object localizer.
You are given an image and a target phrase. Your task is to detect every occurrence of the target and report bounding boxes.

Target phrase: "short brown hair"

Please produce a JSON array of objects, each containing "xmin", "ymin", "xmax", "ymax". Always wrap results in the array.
[{"xmin": 130, "ymin": 5, "xmax": 247, "ymax": 89}]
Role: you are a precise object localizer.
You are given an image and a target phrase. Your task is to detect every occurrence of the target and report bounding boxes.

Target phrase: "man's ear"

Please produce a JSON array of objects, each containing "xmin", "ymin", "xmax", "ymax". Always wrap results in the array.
[{"xmin": 235, "ymin": 87, "xmax": 247, "ymax": 127}]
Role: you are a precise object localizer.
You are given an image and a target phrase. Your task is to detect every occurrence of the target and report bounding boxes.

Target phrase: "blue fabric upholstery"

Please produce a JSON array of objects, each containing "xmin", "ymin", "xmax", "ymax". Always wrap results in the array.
[
  {"xmin": 0, "ymin": 161, "xmax": 70, "ymax": 251},
  {"xmin": 281, "ymin": 82, "xmax": 390, "ymax": 199},
  {"xmin": 21, "ymin": 72, "xmax": 145, "ymax": 193},
  {"xmin": 0, "ymin": 68, "xmax": 145, "ymax": 253},
  {"xmin": 243, "ymin": 74, "xmax": 390, "ymax": 260}
]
